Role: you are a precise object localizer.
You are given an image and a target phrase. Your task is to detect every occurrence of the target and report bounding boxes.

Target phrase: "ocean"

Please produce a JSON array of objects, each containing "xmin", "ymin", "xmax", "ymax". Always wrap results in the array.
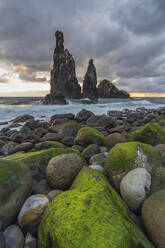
[{"xmin": 0, "ymin": 97, "xmax": 165, "ymax": 123}]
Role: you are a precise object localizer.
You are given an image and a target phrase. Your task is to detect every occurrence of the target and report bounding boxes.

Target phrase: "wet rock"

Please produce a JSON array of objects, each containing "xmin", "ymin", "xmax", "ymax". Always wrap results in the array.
[
  {"xmin": 18, "ymin": 194, "xmax": 49, "ymax": 235},
  {"xmin": 0, "ymin": 159, "xmax": 32, "ymax": 229},
  {"xmin": 41, "ymin": 132, "xmax": 63, "ymax": 142},
  {"xmin": 98, "ymin": 79, "xmax": 129, "ymax": 98},
  {"xmin": 142, "ymin": 189, "xmax": 165, "ymax": 248},
  {"xmin": 82, "ymin": 144, "xmax": 101, "ymax": 163},
  {"xmin": 46, "ymin": 153, "xmax": 85, "ymax": 190},
  {"xmin": 61, "ymin": 136, "xmax": 74, "ymax": 146},
  {"xmin": 14, "ymin": 142, "xmax": 33, "ymax": 153},
  {"xmin": 59, "ymin": 121, "xmax": 81, "ymax": 137},
  {"xmin": 50, "ymin": 31, "xmax": 81, "ymax": 99},
  {"xmin": 95, "ymin": 116, "xmax": 116, "ymax": 129},
  {"xmin": 3, "ymin": 225, "xmax": 24, "ymax": 248},
  {"xmin": 83, "ymin": 59, "xmax": 98, "ymax": 99},
  {"xmin": 104, "ymin": 132, "xmax": 125, "ymax": 150},
  {"xmin": 76, "ymin": 109, "xmax": 95, "ymax": 122},
  {"xmin": 35, "ymin": 141, "xmax": 65, "ymax": 150},
  {"xmin": 89, "ymin": 164, "xmax": 104, "ymax": 173},
  {"xmin": 11, "ymin": 115, "xmax": 34, "ymax": 124},
  {"xmin": 50, "ymin": 113, "xmax": 74, "ymax": 124},
  {"xmin": 120, "ymin": 168, "xmax": 151, "ymax": 211},
  {"xmin": 43, "ymin": 92, "xmax": 67, "ymax": 105},
  {"xmin": 24, "ymin": 233, "xmax": 37, "ymax": 248},
  {"xmin": 33, "ymin": 127, "xmax": 47, "ymax": 140},
  {"xmin": 0, "ymin": 141, "xmax": 17, "ymax": 155}
]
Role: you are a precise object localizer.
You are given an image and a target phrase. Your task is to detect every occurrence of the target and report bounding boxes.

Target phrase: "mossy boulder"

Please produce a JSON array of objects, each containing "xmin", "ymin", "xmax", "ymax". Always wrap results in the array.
[
  {"xmin": 38, "ymin": 168, "xmax": 154, "ymax": 248},
  {"xmin": 129, "ymin": 122, "xmax": 165, "ymax": 145},
  {"xmin": 35, "ymin": 141, "xmax": 65, "ymax": 150},
  {"xmin": 59, "ymin": 121, "xmax": 81, "ymax": 137},
  {"xmin": 5, "ymin": 148, "xmax": 79, "ymax": 181},
  {"xmin": 0, "ymin": 159, "xmax": 32, "ymax": 229},
  {"xmin": 104, "ymin": 142, "xmax": 162, "ymax": 191},
  {"xmin": 74, "ymin": 127, "xmax": 105, "ymax": 146}
]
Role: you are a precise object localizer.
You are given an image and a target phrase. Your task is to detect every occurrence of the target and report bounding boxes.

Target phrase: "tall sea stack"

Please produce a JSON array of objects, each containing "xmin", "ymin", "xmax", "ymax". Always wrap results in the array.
[
  {"xmin": 50, "ymin": 31, "xmax": 81, "ymax": 99},
  {"xmin": 83, "ymin": 59, "xmax": 98, "ymax": 99}
]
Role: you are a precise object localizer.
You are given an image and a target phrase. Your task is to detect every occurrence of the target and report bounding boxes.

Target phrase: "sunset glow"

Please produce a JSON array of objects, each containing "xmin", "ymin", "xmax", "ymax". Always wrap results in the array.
[{"xmin": 130, "ymin": 93, "xmax": 165, "ymax": 98}]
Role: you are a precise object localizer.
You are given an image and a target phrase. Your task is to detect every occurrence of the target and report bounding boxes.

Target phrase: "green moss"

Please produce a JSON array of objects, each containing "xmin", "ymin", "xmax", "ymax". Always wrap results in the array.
[
  {"xmin": 105, "ymin": 141, "xmax": 162, "ymax": 171},
  {"xmin": 130, "ymin": 122, "xmax": 165, "ymax": 145},
  {"xmin": 75, "ymin": 127, "xmax": 105, "ymax": 146},
  {"xmin": 37, "ymin": 141, "xmax": 65, "ymax": 150},
  {"xmin": 38, "ymin": 168, "xmax": 154, "ymax": 248},
  {"xmin": 5, "ymin": 148, "xmax": 80, "ymax": 179}
]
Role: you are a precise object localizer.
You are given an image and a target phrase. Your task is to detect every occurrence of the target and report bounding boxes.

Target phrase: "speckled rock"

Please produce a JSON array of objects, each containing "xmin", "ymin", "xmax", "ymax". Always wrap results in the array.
[
  {"xmin": 38, "ymin": 168, "xmax": 154, "ymax": 248},
  {"xmin": 142, "ymin": 189, "xmax": 165, "ymax": 248},
  {"xmin": 120, "ymin": 168, "xmax": 151, "ymax": 211},
  {"xmin": 0, "ymin": 159, "xmax": 32, "ymax": 229},
  {"xmin": 46, "ymin": 153, "xmax": 85, "ymax": 190},
  {"xmin": 18, "ymin": 194, "xmax": 49, "ymax": 235},
  {"xmin": 3, "ymin": 225, "xmax": 24, "ymax": 248}
]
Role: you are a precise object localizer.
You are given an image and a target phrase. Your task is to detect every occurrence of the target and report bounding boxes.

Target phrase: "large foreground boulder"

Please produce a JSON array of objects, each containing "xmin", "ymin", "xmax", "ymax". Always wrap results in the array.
[
  {"xmin": 142, "ymin": 189, "xmax": 165, "ymax": 248},
  {"xmin": 104, "ymin": 141, "xmax": 162, "ymax": 191},
  {"xmin": 0, "ymin": 160, "xmax": 32, "ymax": 229},
  {"xmin": 38, "ymin": 168, "xmax": 154, "ymax": 248}
]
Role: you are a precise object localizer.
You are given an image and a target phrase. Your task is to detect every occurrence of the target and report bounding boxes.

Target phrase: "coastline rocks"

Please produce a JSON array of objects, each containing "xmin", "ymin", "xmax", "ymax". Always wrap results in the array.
[
  {"xmin": 82, "ymin": 144, "xmax": 100, "ymax": 163},
  {"xmin": 0, "ymin": 141, "xmax": 18, "ymax": 155},
  {"xmin": 0, "ymin": 159, "xmax": 32, "ymax": 229},
  {"xmin": 104, "ymin": 141, "xmax": 162, "ymax": 191},
  {"xmin": 47, "ymin": 189, "xmax": 63, "ymax": 202},
  {"xmin": 5, "ymin": 148, "xmax": 80, "ymax": 181},
  {"xmin": 43, "ymin": 92, "xmax": 66, "ymax": 105},
  {"xmin": 35, "ymin": 141, "xmax": 65, "ymax": 150},
  {"xmin": 130, "ymin": 122, "xmax": 165, "ymax": 146},
  {"xmin": 142, "ymin": 189, "xmax": 165, "ymax": 248},
  {"xmin": 14, "ymin": 142, "xmax": 33, "ymax": 153},
  {"xmin": 76, "ymin": 109, "xmax": 95, "ymax": 122},
  {"xmin": 46, "ymin": 153, "xmax": 85, "ymax": 189},
  {"xmin": 120, "ymin": 168, "xmax": 151, "ymax": 211},
  {"xmin": 89, "ymin": 164, "xmax": 104, "ymax": 172},
  {"xmin": 75, "ymin": 127, "xmax": 105, "ymax": 146},
  {"xmin": 89, "ymin": 152, "xmax": 108, "ymax": 167},
  {"xmin": 83, "ymin": 59, "xmax": 98, "ymax": 99},
  {"xmin": 98, "ymin": 79, "xmax": 129, "ymax": 98},
  {"xmin": 104, "ymin": 132, "xmax": 125, "ymax": 150},
  {"xmin": 11, "ymin": 114, "xmax": 34, "ymax": 124},
  {"xmin": 3, "ymin": 225, "xmax": 24, "ymax": 248},
  {"xmin": 59, "ymin": 121, "xmax": 81, "ymax": 137},
  {"xmin": 150, "ymin": 167, "xmax": 165, "ymax": 194},
  {"xmin": 38, "ymin": 168, "xmax": 154, "ymax": 248},
  {"xmin": 50, "ymin": 31, "xmax": 81, "ymax": 99},
  {"xmin": 18, "ymin": 195, "xmax": 49, "ymax": 235}
]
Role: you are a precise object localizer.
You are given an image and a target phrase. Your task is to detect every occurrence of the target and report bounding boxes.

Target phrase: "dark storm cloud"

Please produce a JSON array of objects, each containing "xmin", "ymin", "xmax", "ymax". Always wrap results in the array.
[{"xmin": 0, "ymin": 0, "xmax": 165, "ymax": 92}]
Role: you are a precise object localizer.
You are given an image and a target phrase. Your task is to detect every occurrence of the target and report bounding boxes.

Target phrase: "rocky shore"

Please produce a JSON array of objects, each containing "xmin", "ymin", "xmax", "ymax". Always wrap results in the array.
[{"xmin": 1, "ymin": 106, "xmax": 165, "ymax": 247}]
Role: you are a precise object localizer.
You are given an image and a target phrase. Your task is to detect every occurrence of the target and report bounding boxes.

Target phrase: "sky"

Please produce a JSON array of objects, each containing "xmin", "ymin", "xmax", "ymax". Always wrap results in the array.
[{"xmin": 0, "ymin": 0, "xmax": 165, "ymax": 96}]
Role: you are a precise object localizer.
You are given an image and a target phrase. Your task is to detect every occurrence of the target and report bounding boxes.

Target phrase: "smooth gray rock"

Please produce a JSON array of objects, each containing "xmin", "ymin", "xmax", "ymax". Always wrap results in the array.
[
  {"xmin": 89, "ymin": 164, "xmax": 104, "ymax": 173},
  {"xmin": 89, "ymin": 152, "xmax": 108, "ymax": 167},
  {"xmin": 3, "ymin": 225, "xmax": 24, "ymax": 248},
  {"xmin": 24, "ymin": 233, "xmax": 37, "ymax": 248}
]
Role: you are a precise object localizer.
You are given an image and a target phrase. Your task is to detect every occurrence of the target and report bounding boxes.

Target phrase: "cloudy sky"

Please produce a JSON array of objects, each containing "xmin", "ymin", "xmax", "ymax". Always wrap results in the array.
[{"xmin": 0, "ymin": 0, "xmax": 165, "ymax": 96}]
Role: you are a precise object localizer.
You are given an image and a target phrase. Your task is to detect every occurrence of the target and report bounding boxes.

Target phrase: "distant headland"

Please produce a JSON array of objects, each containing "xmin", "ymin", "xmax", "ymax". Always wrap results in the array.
[{"xmin": 43, "ymin": 31, "xmax": 129, "ymax": 104}]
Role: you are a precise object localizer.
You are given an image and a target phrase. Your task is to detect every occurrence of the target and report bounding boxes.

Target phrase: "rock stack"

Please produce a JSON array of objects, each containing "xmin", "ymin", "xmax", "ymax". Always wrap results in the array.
[{"xmin": 83, "ymin": 59, "xmax": 98, "ymax": 99}]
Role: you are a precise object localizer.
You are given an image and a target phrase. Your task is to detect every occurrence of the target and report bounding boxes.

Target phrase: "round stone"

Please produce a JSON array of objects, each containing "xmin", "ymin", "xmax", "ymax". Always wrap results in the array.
[
  {"xmin": 46, "ymin": 153, "xmax": 85, "ymax": 190},
  {"xmin": 18, "ymin": 194, "xmax": 49, "ymax": 235},
  {"xmin": 120, "ymin": 168, "xmax": 151, "ymax": 211},
  {"xmin": 3, "ymin": 225, "xmax": 24, "ymax": 248}
]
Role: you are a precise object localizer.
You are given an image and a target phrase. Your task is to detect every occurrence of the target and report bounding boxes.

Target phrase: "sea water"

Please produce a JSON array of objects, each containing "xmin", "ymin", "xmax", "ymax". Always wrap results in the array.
[{"xmin": 0, "ymin": 97, "xmax": 165, "ymax": 123}]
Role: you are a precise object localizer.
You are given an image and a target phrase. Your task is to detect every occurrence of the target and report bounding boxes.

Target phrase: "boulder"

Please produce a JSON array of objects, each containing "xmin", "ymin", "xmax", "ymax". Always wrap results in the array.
[
  {"xmin": 98, "ymin": 79, "xmax": 129, "ymax": 98},
  {"xmin": 150, "ymin": 167, "xmax": 165, "ymax": 194},
  {"xmin": 18, "ymin": 195, "xmax": 49, "ymax": 235},
  {"xmin": 142, "ymin": 189, "xmax": 165, "ymax": 248},
  {"xmin": 76, "ymin": 109, "xmax": 95, "ymax": 122},
  {"xmin": 0, "ymin": 141, "xmax": 17, "ymax": 155},
  {"xmin": 89, "ymin": 152, "xmax": 108, "ymax": 167},
  {"xmin": 0, "ymin": 159, "xmax": 32, "ymax": 229},
  {"xmin": 104, "ymin": 132, "xmax": 125, "ymax": 150},
  {"xmin": 89, "ymin": 164, "xmax": 104, "ymax": 173},
  {"xmin": 3, "ymin": 225, "xmax": 24, "ymax": 248},
  {"xmin": 46, "ymin": 153, "xmax": 85, "ymax": 189},
  {"xmin": 50, "ymin": 31, "xmax": 81, "ymax": 99},
  {"xmin": 120, "ymin": 168, "xmax": 151, "ymax": 211},
  {"xmin": 104, "ymin": 141, "xmax": 162, "ymax": 191},
  {"xmin": 43, "ymin": 92, "xmax": 66, "ymax": 105},
  {"xmin": 83, "ymin": 59, "xmax": 98, "ymax": 99},
  {"xmin": 5, "ymin": 148, "xmax": 80, "ymax": 181},
  {"xmin": 38, "ymin": 168, "xmax": 154, "ymax": 248},
  {"xmin": 47, "ymin": 189, "xmax": 63, "ymax": 202},
  {"xmin": 32, "ymin": 179, "xmax": 52, "ymax": 195},
  {"xmin": 75, "ymin": 127, "xmax": 105, "ymax": 146},
  {"xmin": 35, "ymin": 141, "xmax": 65, "ymax": 150},
  {"xmin": 11, "ymin": 115, "xmax": 34, "ymax": 124},
  {"xmin": 130, "ymin": 122, "xmax": 165, "ymax": 146},
  {"xmin": 14, "ymin": 142, "xmax": 33, "ymax": 153},
  {"xmin": 82, "ymin": 144, "xmax": 101, "ymax": 163},
  {"xmin": 59, "ymin": 121, "xmax": 81, "ymax": 137}
]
